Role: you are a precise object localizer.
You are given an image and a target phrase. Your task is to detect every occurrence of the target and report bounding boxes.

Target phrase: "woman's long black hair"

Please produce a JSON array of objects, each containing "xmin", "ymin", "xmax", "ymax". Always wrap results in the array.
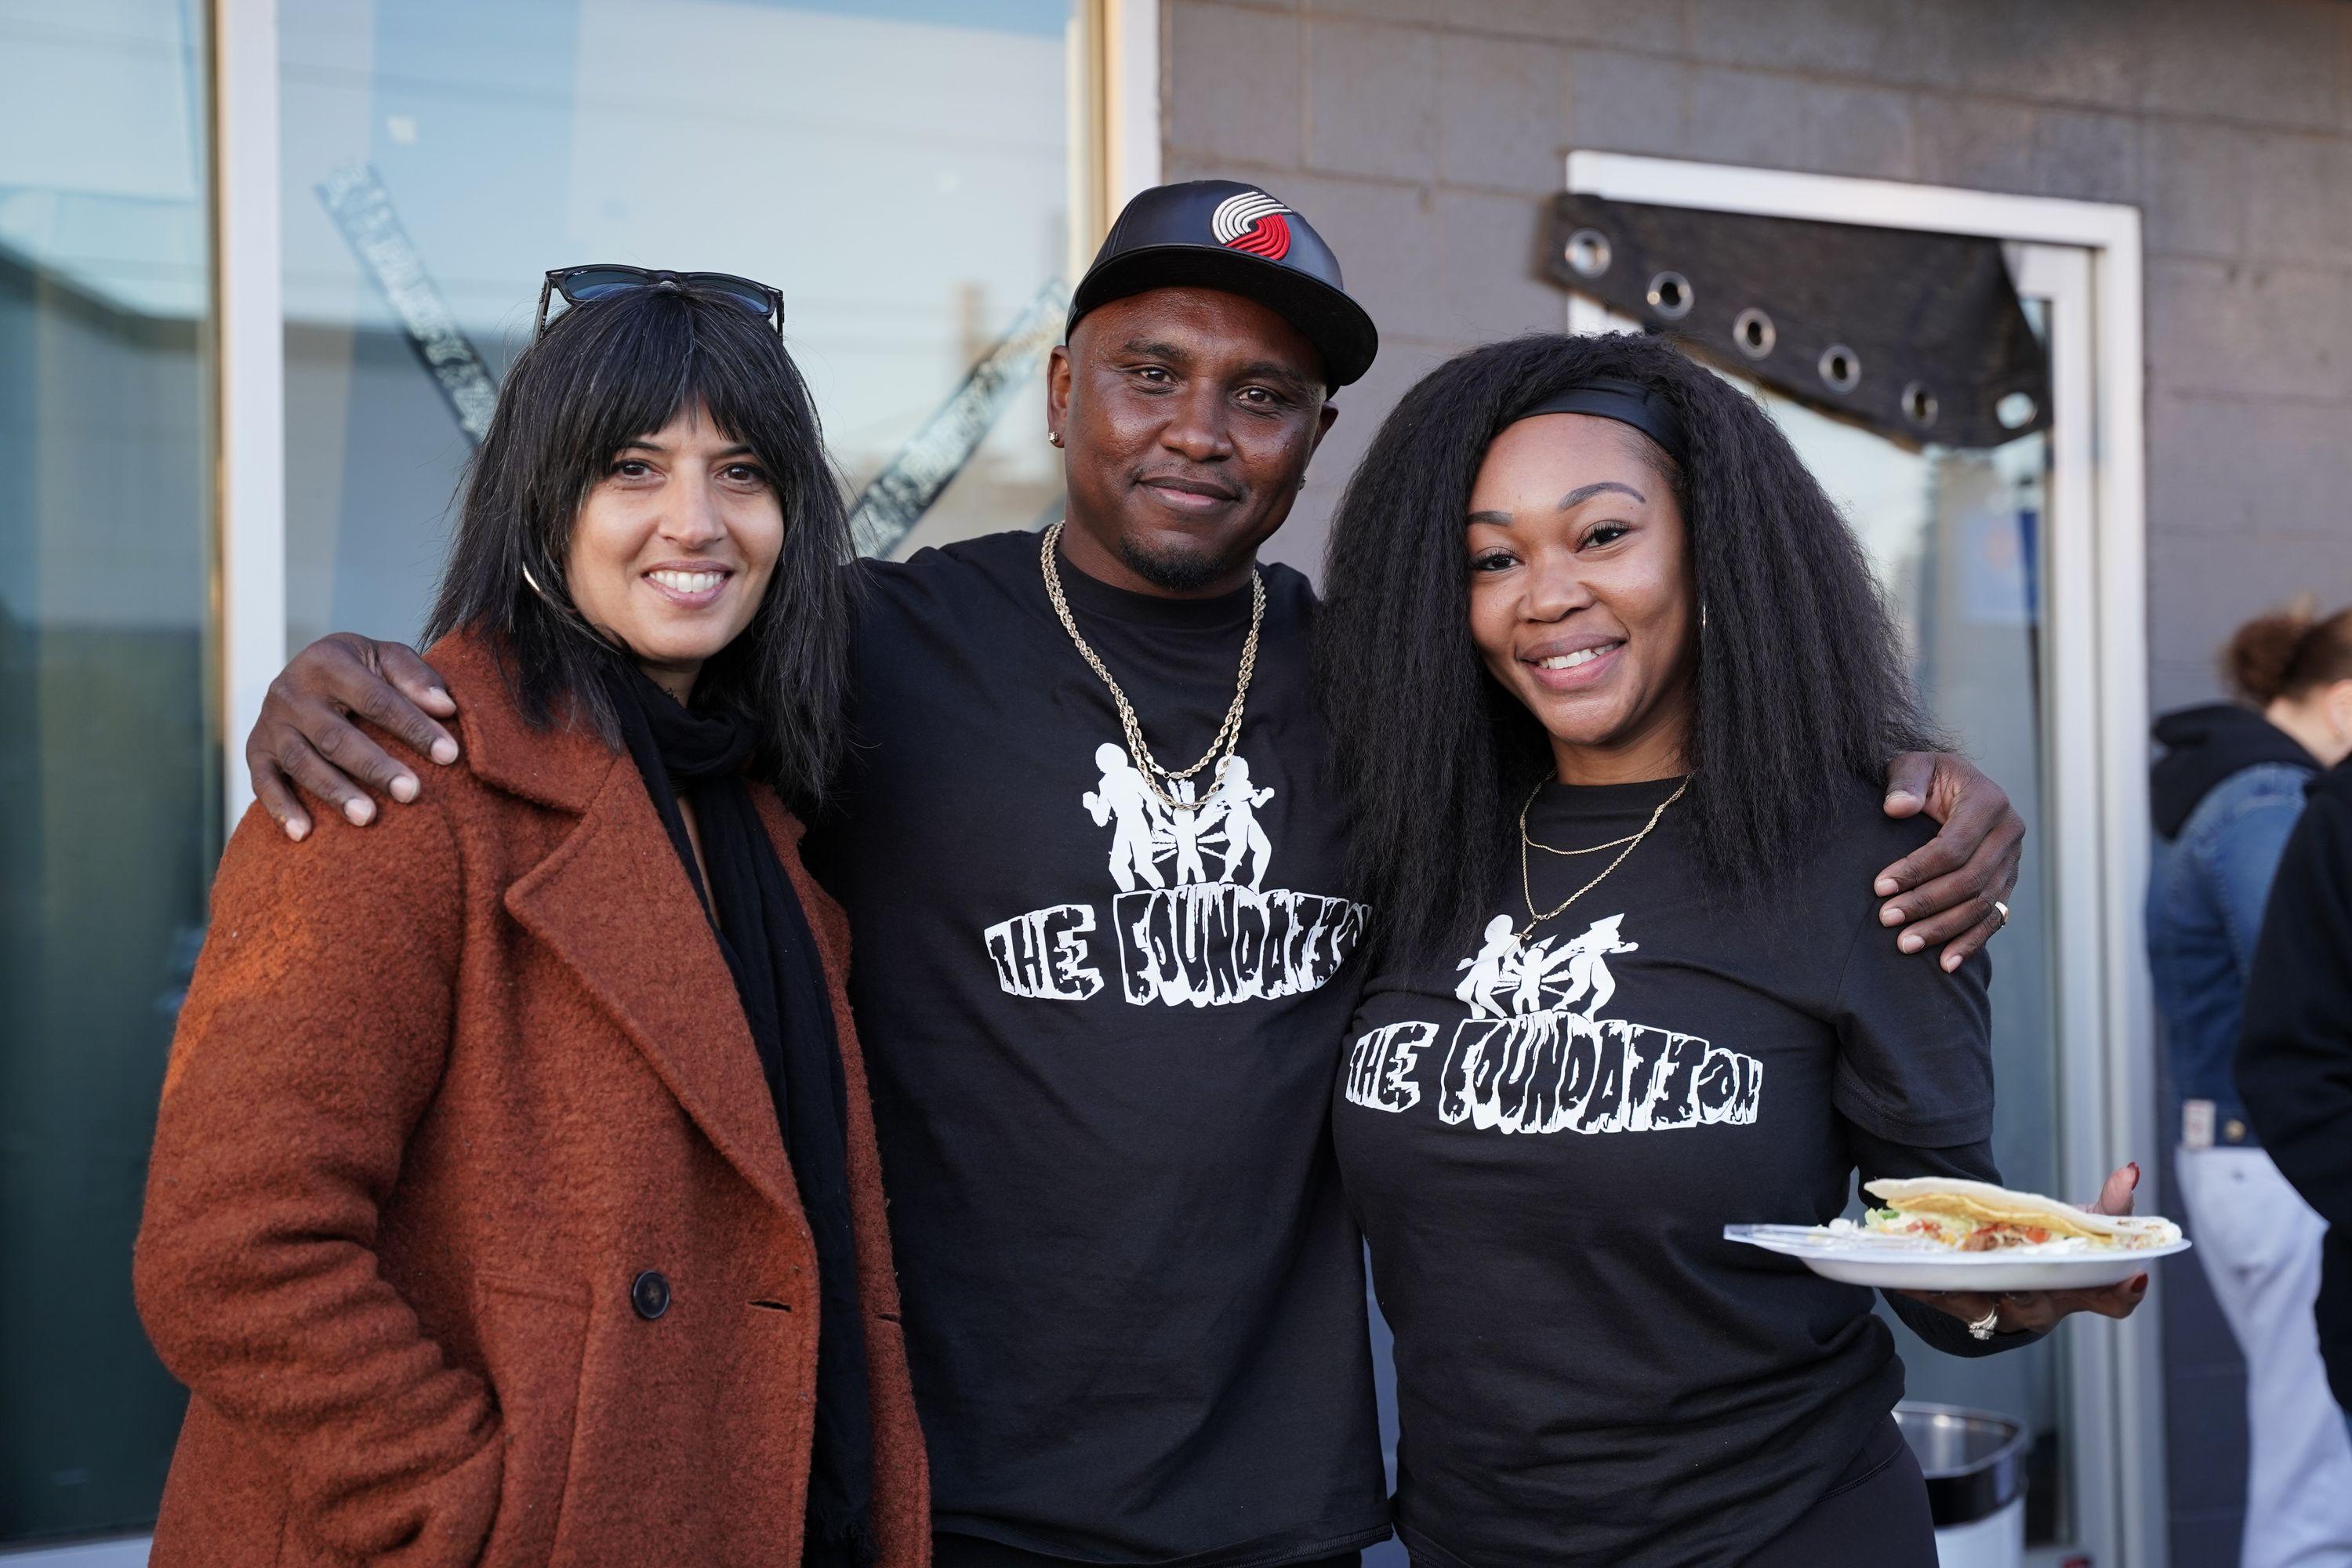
[
  {"xmin": 425, "ymin": 283, "xmax": 854, "ymax": 811},
  {"xmin": 1315, "ymin": 331, "xmax": 1932, "ymax": 967}
]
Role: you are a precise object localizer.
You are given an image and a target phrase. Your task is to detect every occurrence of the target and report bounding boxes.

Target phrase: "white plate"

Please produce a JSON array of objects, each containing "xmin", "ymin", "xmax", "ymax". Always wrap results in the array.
[{"xmin": 1723, "ymin": 1223, "xmax": 2191, "ymax": 1293}]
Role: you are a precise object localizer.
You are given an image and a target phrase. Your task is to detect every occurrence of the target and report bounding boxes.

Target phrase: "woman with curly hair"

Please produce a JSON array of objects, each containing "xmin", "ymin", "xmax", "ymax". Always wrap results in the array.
[{"xmin": 1316, "ymin": 332, "xmax": 2141, "ymax": 1566}]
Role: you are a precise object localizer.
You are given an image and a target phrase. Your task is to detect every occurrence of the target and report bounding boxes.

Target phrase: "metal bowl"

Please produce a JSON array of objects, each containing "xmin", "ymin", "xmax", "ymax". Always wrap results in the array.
[{"xmin": 1894, "ymin": 1402, "xmax": 2026, "ymax": 1527}]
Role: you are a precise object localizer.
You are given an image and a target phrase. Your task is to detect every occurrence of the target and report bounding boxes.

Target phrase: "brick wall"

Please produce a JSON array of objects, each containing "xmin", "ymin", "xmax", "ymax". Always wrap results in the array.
[{"xmin": 1161, "ymin": 2, "xmax": 2352, "ymax": 1562}]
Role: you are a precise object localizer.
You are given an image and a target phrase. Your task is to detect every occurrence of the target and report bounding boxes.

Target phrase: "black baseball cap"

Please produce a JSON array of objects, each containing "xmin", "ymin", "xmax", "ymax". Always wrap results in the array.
[{"xmin": 1066, "ymin": 180, "xmax": 1380, "ymax": 388}]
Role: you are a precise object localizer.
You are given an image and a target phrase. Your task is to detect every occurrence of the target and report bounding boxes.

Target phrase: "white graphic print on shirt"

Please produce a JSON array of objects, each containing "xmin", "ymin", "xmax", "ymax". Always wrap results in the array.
[
  {"xmin": 1345, "ymin": 912, "xmax": 1763, "ymax": 1134},
  {"xmin": 983, "ymin": 741, "xmax": 1370, "ymax": 1008}
]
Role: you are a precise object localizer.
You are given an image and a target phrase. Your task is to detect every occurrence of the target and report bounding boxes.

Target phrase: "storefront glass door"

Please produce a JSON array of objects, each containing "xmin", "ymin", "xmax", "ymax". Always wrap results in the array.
[
  {"xmin": 1744, "ymin": 310, "xmax": 2072, "ymax": 1543},
  {"xmin": 1571, "ymin": 232, "xmax": 2124, "ymax": 1558}
]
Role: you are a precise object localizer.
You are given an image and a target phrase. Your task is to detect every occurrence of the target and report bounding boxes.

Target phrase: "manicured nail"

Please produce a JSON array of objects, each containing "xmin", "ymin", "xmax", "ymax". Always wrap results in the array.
[
  {"xmin": 430, "ymin": 737, "xmax": 459, "ymax": 764},
  {"xmin": 287, "ymin": 820, "xmax": 309, "ymax": 843},
  {"xmin": 1875, "ymin": 876, "xmax": 1900, "ymax": 896},
  {"xmin": 344, "ymin": 799, "xmax": 373, "ymax": 826},
  {"xmin": 1881, "ymin": 904, "xmax": 1905, "ymax": 926},
  {"xmin": 390, "ymin": 774, "xmax": 419, "ymax": 804},
  {"xmin": 1898, "ymin": 932, "xmax": 1923, "ymax": 953}
]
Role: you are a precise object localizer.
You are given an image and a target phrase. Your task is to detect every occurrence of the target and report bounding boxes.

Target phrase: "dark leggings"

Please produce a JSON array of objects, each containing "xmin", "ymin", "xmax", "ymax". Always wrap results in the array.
[
  {"xmin": 1403, "ymin": 1417, "xmax": 1934, "ymax": 1568},
  {"xmin": 1740, "ymin": 1416, "xmax": 1936, "ymax": 1567},
  {"xmin": 935, "ymin": 1537, "xmax": 1362, "ymax": 1568}
]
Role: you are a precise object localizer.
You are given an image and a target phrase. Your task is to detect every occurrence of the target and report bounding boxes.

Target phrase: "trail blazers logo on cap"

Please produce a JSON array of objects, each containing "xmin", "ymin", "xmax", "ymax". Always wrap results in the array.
[{"xmin": 1210, "ymin": 191, "xmax": 1292, "ymax": 261}]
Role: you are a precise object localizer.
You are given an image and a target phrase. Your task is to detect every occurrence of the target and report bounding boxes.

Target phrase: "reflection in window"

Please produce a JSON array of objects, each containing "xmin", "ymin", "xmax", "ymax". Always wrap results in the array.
[
  {"xmin": 0, "ymin": 0, "xmax": 213, "ymax": 1541},
  {"xmin": 281, "ymin": 0, "xmax": 1081, "ymax": 654},
  {"xmin": 1747, "ymin": 379, "xmax": 2068, "ymax": 1544}
]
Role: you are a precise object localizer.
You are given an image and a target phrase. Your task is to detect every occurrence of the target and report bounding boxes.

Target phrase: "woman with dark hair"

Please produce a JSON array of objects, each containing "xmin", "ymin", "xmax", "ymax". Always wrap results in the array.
[
  {"xmin": 133, "ymin": 274, "xmax": 927, "ymax": 1567},
  {"xmin": 1316, "ymin": 332, "xmax": 2141, "ymax": 1566},
  {"xmin": 2150, "ymin": 603, "xmax": 2352, "ymax": 1568}
]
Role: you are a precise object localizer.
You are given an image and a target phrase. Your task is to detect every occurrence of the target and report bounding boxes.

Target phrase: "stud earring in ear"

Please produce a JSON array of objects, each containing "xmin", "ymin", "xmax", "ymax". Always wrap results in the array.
[{"xmin": 1047, "ymin": 430, "xmax": 1064, "ymax": 447}]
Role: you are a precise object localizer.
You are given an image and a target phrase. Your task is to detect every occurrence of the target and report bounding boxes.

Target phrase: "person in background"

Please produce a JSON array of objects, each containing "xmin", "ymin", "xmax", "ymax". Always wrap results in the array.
[
  {"xmin": 133, "ymin": 275, "xmax": 927, "ymax": 1566},
  {"xmin": 2238, "ymin": 624, "xmax": 2352, "ymax": 1472},
  {"xmin": 2150, "ymin": 603, "xmax": 2352, "ymax": 1568}
]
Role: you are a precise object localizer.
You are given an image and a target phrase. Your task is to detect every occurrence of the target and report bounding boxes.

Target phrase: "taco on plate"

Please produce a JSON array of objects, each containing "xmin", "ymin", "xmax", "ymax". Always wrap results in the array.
[{"xmin": 1860, "ymin": 1177, "xmax": 2183, "ymax": 1252}]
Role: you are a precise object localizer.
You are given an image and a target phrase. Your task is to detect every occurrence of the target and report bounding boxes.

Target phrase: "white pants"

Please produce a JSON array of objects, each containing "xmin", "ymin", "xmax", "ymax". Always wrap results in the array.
[{"xmin": 2176, "ymin": 1145, "xmax": 2352, "ymax": 1568}]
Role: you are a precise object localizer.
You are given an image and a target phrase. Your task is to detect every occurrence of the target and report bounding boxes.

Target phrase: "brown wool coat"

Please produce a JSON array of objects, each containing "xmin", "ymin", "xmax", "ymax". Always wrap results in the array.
[{"xmin": 133, "ymin": 631, "xmax": 928, "ymax": 1568}]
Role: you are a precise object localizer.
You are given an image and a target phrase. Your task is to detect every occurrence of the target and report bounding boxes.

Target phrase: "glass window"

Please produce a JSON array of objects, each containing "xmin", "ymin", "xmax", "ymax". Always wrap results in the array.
[
  {"xmin": 0, "ymin": 0, "xmax": 214, "ymax": 1543},
  {"xmin": 281, "ymin": 0, "xmax": 1085, "ymax": 654},
  {"xmin": 1743, "ymin": 374, "xmax": 2071, "ymax": 1544},
  {"xmin": 1559, "ymin": 289, "xmax": 2077, "ymax": 1548}
]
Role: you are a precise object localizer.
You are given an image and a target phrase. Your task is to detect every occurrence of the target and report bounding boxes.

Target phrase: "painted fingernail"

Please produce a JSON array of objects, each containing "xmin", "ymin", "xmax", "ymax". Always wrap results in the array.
[
  {"xmin": 2128, "ymin": 1161, "xmax": 2141, "ymax": 1184},
  {"xmin": 344, "ymin": 799, "xmax": 373, "ymax": 826},
  {"xmin": 430, "ymin": 738, "xmax": 459, "ymax": 764},
  {"xmin": 1881, "ymin": 904, "xmax": 1905, "ymax": 926},
  {"xmin": 390, "ymin": 774, "xmax": 419, "ymax": 804},
  {"xmin": 1898, "ymin": 932, "xmax": 1923, "ymax": 953},
  {"xmin": 2130, "ymin": 1276, "xmax": 2149, "ymax": 1293}
]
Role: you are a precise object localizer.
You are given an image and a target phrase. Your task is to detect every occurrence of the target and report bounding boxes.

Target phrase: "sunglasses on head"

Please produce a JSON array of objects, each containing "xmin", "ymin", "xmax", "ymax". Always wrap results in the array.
[{"xmin": 534, "ymin": 265, "xmax": 785, "ymax": 342}]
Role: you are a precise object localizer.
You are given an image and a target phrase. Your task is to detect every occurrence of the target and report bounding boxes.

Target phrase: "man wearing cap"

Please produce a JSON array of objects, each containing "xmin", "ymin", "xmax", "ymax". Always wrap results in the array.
[{"xmin": 238, "ymin": 180, "xmax": 2023, "ymax": 1568}]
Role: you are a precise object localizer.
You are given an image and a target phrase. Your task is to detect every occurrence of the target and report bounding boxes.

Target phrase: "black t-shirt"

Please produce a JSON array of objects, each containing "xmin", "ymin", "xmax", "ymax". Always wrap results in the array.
[
  {"xmin": 802, "ymin": 530, "xmax": 1388, "ymax": 1567},
  {"xmin": 1333, "ymin": 775, "xmax": 2004, "ymax": 1568}
]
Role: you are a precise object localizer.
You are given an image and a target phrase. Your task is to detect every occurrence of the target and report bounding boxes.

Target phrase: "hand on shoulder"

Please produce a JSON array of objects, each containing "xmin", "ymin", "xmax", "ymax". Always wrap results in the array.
[
  {"xmin": 246, "ymin": 633, "xmax": 459, "ymax": 841},
  {"xmin": 1874, "ymin": 751, "xmax": 2024, "ymax": 972}
]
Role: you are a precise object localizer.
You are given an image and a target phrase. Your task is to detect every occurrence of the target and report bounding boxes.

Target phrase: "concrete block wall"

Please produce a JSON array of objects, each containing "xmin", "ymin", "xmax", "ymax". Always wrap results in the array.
[
  {"xmin": 1162, "ymin": 0, "xmax": 2352, "ymax": 716},
  {"xmin": 1161, "ymin": 2, "xmax": 2352, "ymax": 1563}
]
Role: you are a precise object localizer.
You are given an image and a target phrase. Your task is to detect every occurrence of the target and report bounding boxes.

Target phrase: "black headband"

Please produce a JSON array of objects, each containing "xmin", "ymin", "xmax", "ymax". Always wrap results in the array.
[{"xmin": 1510, "ymin": 376, "xmax": 1687, "ymax": 465}]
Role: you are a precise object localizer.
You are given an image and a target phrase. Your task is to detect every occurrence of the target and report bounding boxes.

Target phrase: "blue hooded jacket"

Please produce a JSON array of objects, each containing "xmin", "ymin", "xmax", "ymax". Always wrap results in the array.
[{"xmin": 2146, "ymin": 703, "xmax": 2318, "ymax": 1142}]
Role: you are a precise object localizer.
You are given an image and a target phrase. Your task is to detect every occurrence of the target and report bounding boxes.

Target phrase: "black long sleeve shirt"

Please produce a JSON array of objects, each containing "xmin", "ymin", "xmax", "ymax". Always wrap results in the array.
[{"xmin": 2238, "ymin": 760, "xmax": 2352, "ymax": 1409}]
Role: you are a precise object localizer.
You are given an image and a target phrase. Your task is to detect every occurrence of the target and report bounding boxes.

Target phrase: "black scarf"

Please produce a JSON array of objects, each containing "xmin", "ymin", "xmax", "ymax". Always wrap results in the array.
[{"xmin": 602, "ymin": 663, "xmax": 876, "ymax": 1565}]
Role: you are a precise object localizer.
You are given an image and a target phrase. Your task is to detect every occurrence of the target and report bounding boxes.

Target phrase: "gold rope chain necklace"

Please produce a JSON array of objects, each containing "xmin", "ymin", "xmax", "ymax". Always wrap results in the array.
[
  {"xmin": 1040, "ymin": 520, "xmax": 1265, "ymax": 813},
  {"xmin": 1515, "ymin": 775, "xmax": 1690, "ymax": 944}
]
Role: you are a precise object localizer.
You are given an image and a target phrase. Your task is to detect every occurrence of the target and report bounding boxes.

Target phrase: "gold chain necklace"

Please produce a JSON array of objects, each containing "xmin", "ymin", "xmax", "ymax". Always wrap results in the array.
[
  {"xmin": 1040, "ymin": 520, "xmax": 1265, "ymax": 812},
  {"xmin": 1515, "ymin": 775, "xmax": 1689, "ymax": 944},
  {"xmin": 1523, "ymin": 820, "xmax": 1646, "ymax": 857}
]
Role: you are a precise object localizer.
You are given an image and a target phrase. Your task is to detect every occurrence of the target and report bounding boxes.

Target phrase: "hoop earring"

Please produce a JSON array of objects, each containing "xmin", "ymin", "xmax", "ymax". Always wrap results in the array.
[{"xmin": 520, "ymin": 561, "xmax": 601, "ymax": 641}]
